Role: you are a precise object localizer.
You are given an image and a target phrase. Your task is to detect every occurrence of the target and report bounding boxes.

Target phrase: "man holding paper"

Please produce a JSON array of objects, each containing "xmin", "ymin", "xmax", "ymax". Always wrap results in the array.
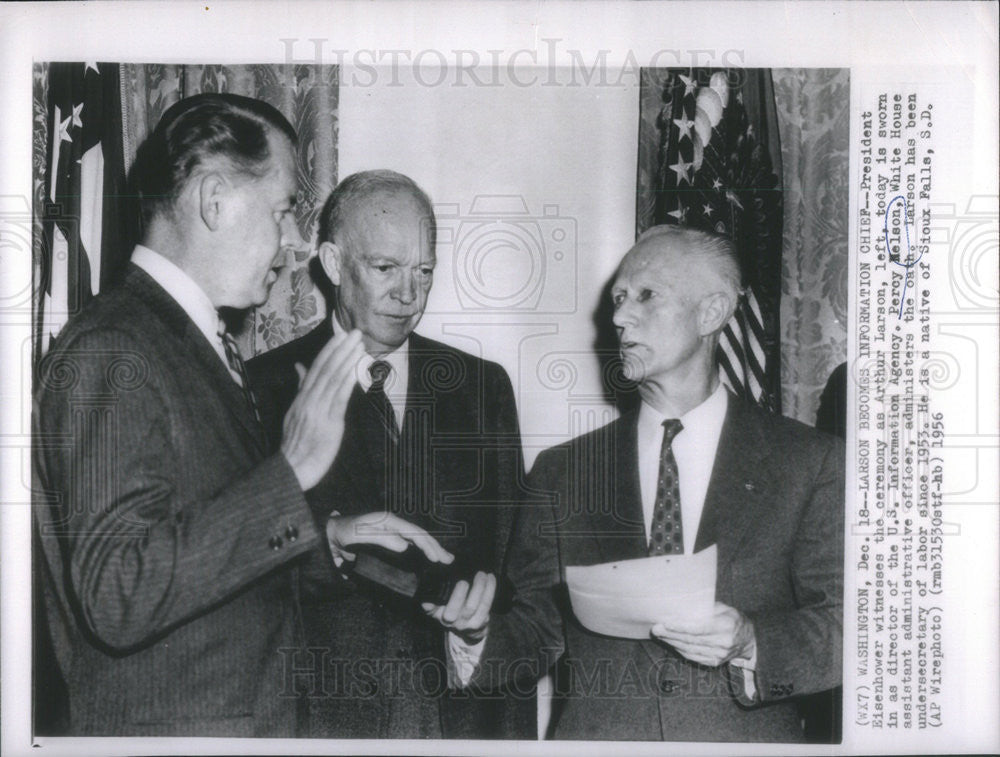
[{"xmin": 531, "ymin": 225, "xmax": 844, "ymax": 742}]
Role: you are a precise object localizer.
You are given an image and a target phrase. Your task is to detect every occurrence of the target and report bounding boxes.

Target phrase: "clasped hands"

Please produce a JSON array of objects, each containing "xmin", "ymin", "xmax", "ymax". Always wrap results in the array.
[
  {"xmin": 327, "ymin": 511, "xmax": 495, "ymax": 644},
  {"xmin": 650, "ymin": 601, "xmax": 756, "ymax": 668}
]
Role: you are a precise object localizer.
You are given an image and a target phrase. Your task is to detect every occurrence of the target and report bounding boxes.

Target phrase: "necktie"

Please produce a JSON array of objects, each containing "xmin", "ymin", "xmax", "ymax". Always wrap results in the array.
[
  {"xmin": 218, "ymin": 321, "xmax": 263, "ymax": 426},
  {"xmin": 648, "ymin": 418, "xmax": 684, "ymax": 556},
  {"xmin": 367, "ymin": 360, "xmax": 400, "ymax": 443}
]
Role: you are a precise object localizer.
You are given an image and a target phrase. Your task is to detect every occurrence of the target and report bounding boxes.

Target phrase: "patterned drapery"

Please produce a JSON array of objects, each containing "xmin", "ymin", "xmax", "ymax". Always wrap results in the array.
[
  {"xmin": 772, "ymin": 69, "xmax": 850, "ymax": 424},
  {"xmin": 31, "ymin": 63, "xmax": 337, "ymax": 358},
  {"xmin": 120, "ymin": 63, "xmax": 338, "ymax": 355}
]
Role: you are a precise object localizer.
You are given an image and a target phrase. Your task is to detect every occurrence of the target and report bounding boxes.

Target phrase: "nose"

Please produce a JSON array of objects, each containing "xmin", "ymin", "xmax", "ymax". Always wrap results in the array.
[
  {"xmin": 392, "ymin": 271, "xmax": 418, "ymax": 305},
  {"xmin": 612, "ymin": 297, "xmax": 636, "ymax": 329},
  {"xmin": 280, "ymin": 213, "xmax": 305, "ymax": 251}
]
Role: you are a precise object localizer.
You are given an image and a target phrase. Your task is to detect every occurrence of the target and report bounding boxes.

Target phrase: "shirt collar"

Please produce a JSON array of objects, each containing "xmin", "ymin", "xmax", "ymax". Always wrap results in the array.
[
  {"xmin": 131, "ymin": 245, "xmax": 221, "ymax": 347},
  {"xmin": 637, "ymin": 382, "xmax": 728, "ymax": 444},
  {"xmin": 332, "ymin": 313, "xmax": 409, "ymax": 396}
]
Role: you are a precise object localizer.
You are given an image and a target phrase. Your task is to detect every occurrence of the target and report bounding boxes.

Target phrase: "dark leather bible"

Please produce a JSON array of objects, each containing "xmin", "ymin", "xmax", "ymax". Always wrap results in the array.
[{"xmin": 350, "ymin": 544, "xmax": 514, "ymax": 613}]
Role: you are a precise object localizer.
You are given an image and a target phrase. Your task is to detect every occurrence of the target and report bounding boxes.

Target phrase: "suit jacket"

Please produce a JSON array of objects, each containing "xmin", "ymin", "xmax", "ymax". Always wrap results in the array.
[
  {"xmin": 529, "ymin": 392, "xmax": 844, "ymax": 742},
  {"xmin": 247, "ymin": 320, "xmax": 561, "ymax": 739},
  {"xmin": 33, "ymin": 264, "xmax": 321, "ymax": 736}
]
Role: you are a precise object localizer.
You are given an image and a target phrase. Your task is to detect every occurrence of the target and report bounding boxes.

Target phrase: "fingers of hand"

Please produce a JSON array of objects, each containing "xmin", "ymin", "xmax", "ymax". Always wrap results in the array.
[
  {"xmin": 441, "ymin": 580, "xmax": 470, "ymax": 624},
  {"xmin": 462, "ymin": 573, "xmax": 495, "ymax": 631},
  {"xmin": 674, "ymin": 647, "xmax": 725, "ymax": 667},
  {"xmin": 301, "ymin": 329, "xmax": 360, "ymax": 398},
  {"xmin": 390, "ymin": 517, "xmax": 452, "ymax": 564},
  {"xmin": 297, "ymin": 328, "xmax": 349, "ymax": 395},
  {"xmin": 315, "ymin": 339, "xmax": 364, "ymax": 414}
]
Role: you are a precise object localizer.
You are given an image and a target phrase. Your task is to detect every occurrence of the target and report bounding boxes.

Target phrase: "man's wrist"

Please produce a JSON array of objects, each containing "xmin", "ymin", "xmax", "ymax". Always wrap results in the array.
[{"xmin": 325, "ymin": 512, "xmax": 355, "ymax": 566}]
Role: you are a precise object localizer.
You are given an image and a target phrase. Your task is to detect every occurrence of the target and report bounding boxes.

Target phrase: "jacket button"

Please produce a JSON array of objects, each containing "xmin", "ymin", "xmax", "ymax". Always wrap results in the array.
[
  {"xmin": 285, "ymin": 524, "xmax": 299, "ymax": 542},
  {"xmin": 268, "ymin": 536, "xmax": 283, "ymax": 551},
  {"xmin": 660, "ymin": 680, "xmax": 679, "ymax": 694}
]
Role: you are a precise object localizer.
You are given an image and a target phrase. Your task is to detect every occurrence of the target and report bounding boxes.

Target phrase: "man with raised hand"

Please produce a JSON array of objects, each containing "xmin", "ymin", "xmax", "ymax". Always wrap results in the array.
[{"xmin": 32, "ymin": 94, "xmax": 443, "ymax": 736}]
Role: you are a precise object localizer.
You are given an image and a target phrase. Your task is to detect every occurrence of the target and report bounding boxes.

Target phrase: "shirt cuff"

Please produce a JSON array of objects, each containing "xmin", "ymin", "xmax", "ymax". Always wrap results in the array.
[
  {"xmin": 326, "ymin": 511, "xmax": 354, "ymax": 571},
  {"xmin": 446, "ymin": 630, "xmax": 487, "ymax": 688},
  {"xmin": 730, "ymin": 645, "xmax": 759, "ymax": 701}
]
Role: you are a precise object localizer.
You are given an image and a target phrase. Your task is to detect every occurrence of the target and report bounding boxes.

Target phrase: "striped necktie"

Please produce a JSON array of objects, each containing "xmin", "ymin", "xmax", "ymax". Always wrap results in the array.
[{"xmin": 217, "ymin": 320, "xmax": 263, "ymax": 426}]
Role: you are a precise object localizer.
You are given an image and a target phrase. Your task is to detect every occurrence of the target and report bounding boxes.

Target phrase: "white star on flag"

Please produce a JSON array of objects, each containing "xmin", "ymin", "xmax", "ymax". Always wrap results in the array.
[
  {"xmin": 84, "ymin": 62, "xmax": 100, "ymax": 75},
  {"xmin": 703, "ymin": 203, "xmax": 714, "ymax": 217},
  {"xmin": 669, "ymin": 157, "xmax": 693, "ymax": 184},
  {"xmin": 678, "ymin": 74, "xmax": 697, "ymax": 98},
  {"xmin": 667, "ymin": 205, "xmax": 688, "ymax": 223},
  {"xmin": 70, "ymin": 102, "xmax": 84, "ymax": 128},
  {"xmin": 673, "ymin": 117, "xmax": 695, "ymax": 141},
  {"xmin": 712, "ymin": 178, "xmax": 723, "ymax": 191},
  {"xmin": 57, "ymin": 114, "xmax": 73, "ymax": 144}
]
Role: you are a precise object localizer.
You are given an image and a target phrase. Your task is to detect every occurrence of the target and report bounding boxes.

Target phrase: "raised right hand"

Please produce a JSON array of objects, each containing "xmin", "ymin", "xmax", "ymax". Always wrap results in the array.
[{"xmin": 280, "ymin": 328, "xmax": 365, "ymax": 490}]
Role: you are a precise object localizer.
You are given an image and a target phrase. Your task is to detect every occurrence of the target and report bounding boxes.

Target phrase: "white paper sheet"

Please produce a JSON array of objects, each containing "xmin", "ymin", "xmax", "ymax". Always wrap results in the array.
[{"xmin": 565, "ymin": 545, "xmax": 717, "ymax": 639}]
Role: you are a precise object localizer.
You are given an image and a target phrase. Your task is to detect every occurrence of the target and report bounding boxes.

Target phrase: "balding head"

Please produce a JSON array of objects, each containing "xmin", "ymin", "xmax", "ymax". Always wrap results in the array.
[
  {"xmin": 318, "ymin": 170, "xmax": 435, "ymax": 252},
  {"xmin": 316, "ymin": 171, "xmax": 437, "ymax": 356},
  {"xmin": 611, "ymin": 225, "xmax": 743, "ymax": 406},
  {"xmin": 628, "ymin": 225, "xmax": 743, "ymax": 323}
]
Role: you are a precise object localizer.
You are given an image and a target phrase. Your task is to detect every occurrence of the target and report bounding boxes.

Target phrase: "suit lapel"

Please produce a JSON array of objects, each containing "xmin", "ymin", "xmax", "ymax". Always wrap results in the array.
[
  {"xmin": 694, "ymin": 393, "xmax": 771, "ymax": 574},
  {"xmin": 126, "ymin": 265, "xmax": 267, "ymax": 456},
  {"xmin": 574, "ymin": 412, "xmax": 647, "ymax": 564},
  {"xmin": 403, "ymin": 334, "xmax": 458, "ymax": 535}
]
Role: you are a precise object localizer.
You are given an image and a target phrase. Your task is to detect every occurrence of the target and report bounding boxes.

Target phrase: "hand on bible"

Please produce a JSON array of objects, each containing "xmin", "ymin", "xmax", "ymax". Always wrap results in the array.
[
  {"xmin": 326, "ymin": 512, "xmax": 454, "ymax": 566},
  {"xmin": 280, "ymin": 328, "xmax": 365, "ymax": 491},
  {"xmin": 651, "ymin": 601, "xmax": 756, "ymax": 667}
]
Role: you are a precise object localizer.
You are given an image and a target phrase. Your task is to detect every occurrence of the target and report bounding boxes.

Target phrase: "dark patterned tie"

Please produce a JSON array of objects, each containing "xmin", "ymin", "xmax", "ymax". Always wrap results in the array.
[
  {"xmin": 648, "ymin": 419, "xmax": 684, "ymax": 556},
  {"xmin": 218, "ymin": 321, "xmax": 263, "ymax": 426},
  {"xmin": 367, "ymin": 359, "xmax": 400, "ymax": 443}
]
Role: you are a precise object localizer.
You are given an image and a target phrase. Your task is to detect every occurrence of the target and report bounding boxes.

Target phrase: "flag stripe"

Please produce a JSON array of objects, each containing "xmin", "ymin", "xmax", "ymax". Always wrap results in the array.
[{"xmin": 80, "ymin": 143, "xmax": 105, "ymax": 296}]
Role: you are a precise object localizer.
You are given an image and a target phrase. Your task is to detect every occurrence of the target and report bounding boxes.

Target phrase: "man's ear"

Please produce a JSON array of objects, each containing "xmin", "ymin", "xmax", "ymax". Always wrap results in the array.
[
  {"xmin": 698, "ymin": 291, "xmax": 735, "ymax": 336},
  {"xmin": 197, "ymin": 171, "xmax": 228, "ymax": 232},
  {"xmin": 317, "ymin": 240, "xmax": 343, "ymax": 286}
]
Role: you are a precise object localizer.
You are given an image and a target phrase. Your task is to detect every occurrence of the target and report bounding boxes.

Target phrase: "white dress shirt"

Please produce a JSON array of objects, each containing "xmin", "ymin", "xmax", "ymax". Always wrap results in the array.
[
  {"xmin": 636, "ymin": 383, "xmax": 758, "ymax": 690},
  {"xmin": 131, "ymin": 245, "xmax": 241, "ymax": 384},
  {"xmin": 351, "ymin": 332, "xmax": 409, "ymax": 431},
  {"xmin": 636, "ymin": 382, "xmax": 728, "ymax": 554},
  {"xmin": 331, "ymin": 317, "xmax": 484, "ymax": 685}
]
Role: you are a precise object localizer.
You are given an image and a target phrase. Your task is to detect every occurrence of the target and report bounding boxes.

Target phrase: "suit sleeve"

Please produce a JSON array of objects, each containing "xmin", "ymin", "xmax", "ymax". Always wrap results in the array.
[
  {"xmin": 741, "ymin": 439, "xmax": 845, "ymax": 702},
  {"xmin": 35, "ymin": 327, "xmax": 321, "ymax": 651},
  {"xmin": 466, "ymin": 366, "xmax": 564, "ymax": 692}
]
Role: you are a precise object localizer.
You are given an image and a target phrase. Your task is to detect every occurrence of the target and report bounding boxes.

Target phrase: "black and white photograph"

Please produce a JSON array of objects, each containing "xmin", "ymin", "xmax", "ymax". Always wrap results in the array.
[{"xmin": 1, "ymin": 2, "xmax": 997, "ymax": 756}]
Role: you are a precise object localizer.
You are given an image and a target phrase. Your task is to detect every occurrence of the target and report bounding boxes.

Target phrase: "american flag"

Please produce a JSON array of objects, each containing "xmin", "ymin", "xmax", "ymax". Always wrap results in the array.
[
  {"xmin": 37, "ymin": 62, "xmax": 134, "ymax": 357},
  {"xmin": 637, "ymin": 68, "xmax": 783, "ymax": 413}
]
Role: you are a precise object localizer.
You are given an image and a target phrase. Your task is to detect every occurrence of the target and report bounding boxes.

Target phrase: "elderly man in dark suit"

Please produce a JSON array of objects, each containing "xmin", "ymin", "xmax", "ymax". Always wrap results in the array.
[
  {"xmin": 531, "ymin": 225, "xmax": 844, "ymax": 742},
  {"xmin": 248, "ymin": 170, "xmax": 561, "ymax": 739},
  {"xmin": 31, "ymin": 93, "xmax": 392, "ymax": 736}
]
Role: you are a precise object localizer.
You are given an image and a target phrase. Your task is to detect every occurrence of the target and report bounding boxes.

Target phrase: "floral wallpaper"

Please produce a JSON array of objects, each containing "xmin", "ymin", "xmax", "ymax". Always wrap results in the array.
[
  {"xmin": 31, "ymin": 63, "xmax": 49, "ymax": 314},
  {"xmin": 120, "ymin": 63, "xmax": 338, "ymax": 355},
  {"xmin": 773, "ymin": 69, "xmax": 850, "ymax": 424}
]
